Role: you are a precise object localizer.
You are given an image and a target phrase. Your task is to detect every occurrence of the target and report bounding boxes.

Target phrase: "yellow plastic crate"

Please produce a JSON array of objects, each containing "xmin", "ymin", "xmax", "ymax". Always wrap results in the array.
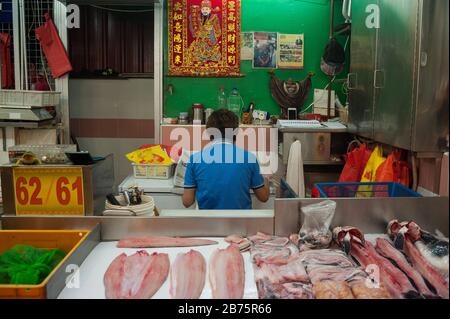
[{"xmin": 0, "ymin": 229, "xmax": 91, "ymax": 299}]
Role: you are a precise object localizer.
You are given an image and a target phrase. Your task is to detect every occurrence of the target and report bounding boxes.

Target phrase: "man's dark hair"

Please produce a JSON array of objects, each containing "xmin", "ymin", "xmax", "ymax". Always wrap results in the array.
[{"xmin": 206, "ymin": 108, "xmax": 239, "ymax": 140}]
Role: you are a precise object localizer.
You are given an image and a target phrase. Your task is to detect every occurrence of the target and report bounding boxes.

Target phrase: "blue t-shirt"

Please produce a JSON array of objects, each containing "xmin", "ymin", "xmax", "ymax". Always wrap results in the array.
[{"xmin": 184, "ymin": 141, "xmax": 265, "ymax": 209}]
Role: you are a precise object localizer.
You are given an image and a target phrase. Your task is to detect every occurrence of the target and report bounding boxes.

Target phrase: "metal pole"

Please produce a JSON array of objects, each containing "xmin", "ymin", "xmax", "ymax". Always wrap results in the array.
[
  {"xmin": 327, "ymin": 0, "xmax": 335, "ymax": 119},
  {"xmin": 12, "ymin": 0, "xmax": 22, "ymax": 90}
]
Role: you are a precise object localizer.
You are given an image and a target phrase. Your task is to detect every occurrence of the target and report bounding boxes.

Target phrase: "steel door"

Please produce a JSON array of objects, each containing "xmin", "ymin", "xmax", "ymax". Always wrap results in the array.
[
  {"xmin": 373, "ymin": 0, "xmax": 420, "ymax": 149},
  {"xmin": 347, "ymin": 0, "xmax": 379, "ymax": 139}
]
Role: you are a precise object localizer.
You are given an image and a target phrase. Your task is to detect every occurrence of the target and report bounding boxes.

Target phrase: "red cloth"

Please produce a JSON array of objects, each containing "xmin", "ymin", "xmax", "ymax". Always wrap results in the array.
[
  {"xmin": 35, "ymin": 13, "xmax": 72, "ymax": 78},
  {"xmin": 0, "ymin": 32, "xmax": 13, "ymax": 89}
]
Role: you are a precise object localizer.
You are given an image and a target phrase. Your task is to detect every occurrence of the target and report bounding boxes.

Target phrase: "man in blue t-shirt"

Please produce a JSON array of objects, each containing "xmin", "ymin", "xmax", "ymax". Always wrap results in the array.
[{"xmin": 182, "ymin": 109, "xmax": 269, "ymax": 209}]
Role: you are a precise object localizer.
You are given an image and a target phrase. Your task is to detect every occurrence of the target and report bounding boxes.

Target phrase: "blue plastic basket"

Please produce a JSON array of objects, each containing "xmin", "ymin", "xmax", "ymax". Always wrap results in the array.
[{"xmin": 314, "ymin": 182, "xmax": 422, "ymax": 198}]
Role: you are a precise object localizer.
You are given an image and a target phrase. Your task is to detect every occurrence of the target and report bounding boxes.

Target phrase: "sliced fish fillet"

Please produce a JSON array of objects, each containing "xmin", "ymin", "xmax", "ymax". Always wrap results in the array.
[
  {"xmin": 306, "ymin": 264, "xmax": 366, "ymax": 285},
  {"xmin": 104, "ymin": 250, "xmax": 169, "ymax": 299},
  {"xmin": 375, "ymin": 238, "xmax": 434, "ymax": 297},
  {"xmin": 350, "ymin": 241, "xmax": 418, "ymax": 299},
  {"xmin": 254, "ymin": 254, "xmax": 309, "ymax": 284},
  {"xmin": 117, "ymin": 236, "xmax": 218, "ymax": 248},
  {"xmin": 405, "ymin": 239, "xmax": 449, "ymax": 299},
  {"xmin": 415, "ymin": 240, "xmax": 449, "ymax": 279},
  {"xmin": 209, "ymin": 244, "xmax": 245, "ymax": 299},
  {"xmin": 224, "ymin": 234, "xmax": 251, "ymax": 252},
  {"xmin": 170, "ymin": 250, "xmax": 206, "ymax": 299},
  {"xmin": 256, "ymin": 279, "xmax": 313, "ymax": 299}
]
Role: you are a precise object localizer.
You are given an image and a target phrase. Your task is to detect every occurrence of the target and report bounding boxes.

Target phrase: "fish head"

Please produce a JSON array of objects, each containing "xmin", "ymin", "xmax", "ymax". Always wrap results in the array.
[
  {"xmin": 332, "ymin": 226, "xmax": 365, "ymax": 255},
  {"xmin": 388, "ymin": 220, "xmax": 422, "ymax": 249}
]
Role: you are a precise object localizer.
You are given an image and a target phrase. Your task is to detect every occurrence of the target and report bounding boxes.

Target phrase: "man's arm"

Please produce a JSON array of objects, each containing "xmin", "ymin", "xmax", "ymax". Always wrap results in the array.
[
  {"xmin": 182, "ymin": 188, "xmax": 196, "ymax": 208},
  {"xmin": 253, "ymin": 177, "xmax": 270, "ymax": 202},
  {"xmin": 183, "ymin": 155, "xmax": 197, "ymax": 208}
]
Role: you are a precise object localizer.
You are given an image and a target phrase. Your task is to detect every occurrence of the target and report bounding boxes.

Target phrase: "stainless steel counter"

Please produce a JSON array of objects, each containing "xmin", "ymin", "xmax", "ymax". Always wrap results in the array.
[
  {"xmin": 274, "ymin": 196, "xmax": 449, "ymax": 236},
  {"xmin": 0, "ymin": 209, "xmax": 275, "ymax": 239}
]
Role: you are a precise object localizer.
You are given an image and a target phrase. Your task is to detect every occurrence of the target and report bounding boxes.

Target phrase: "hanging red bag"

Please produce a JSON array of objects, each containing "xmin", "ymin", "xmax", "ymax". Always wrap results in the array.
[
  {"xmin": 338, "ymin": 143, "xmax": 373, "ymax": 182},
  {"xmin": 35, "ymin": 13, "xmax": 72, "ymax": 78},
  {"xmin": 393, "ymin": 157, "xmax": 411, "ymax": 187},
  {"xmin": 0, "ymin": 32, "xmax": 13, "ymax": 89},
  {"xmin": 375, "ymin": 152, "xmax": 395, "ymax": 182}
]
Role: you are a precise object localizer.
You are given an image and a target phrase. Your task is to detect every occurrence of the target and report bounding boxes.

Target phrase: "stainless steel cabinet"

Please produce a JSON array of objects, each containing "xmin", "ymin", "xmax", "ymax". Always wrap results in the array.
[
  {"xmin": 347, "ymin": 0, "xmax": 378, "ymax": 139},
  {"xmin": 348, "ymin": 0, "xmax": 449, "ymax": 153}
]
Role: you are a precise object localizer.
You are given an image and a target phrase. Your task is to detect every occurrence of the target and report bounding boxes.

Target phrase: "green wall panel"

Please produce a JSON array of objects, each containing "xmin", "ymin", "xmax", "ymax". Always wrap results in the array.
[{"xmin": 163, "ymin": 0, "xmax": 349, "ymax": 118}]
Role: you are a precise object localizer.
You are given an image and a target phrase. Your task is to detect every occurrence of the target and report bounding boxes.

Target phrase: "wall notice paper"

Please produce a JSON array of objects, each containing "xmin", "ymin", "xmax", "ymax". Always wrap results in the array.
[
  {"xmin": 240, "ymin": 32, "xmax": 253, "ymax": 60},
  {"xmin": 168, "ymin": 0, "xmax": 241, "ymax": 77},
  {"xmin": 277, "ymin": 33, "xmax": 304, "ymax": 69},
  {"xmin": 253, "ymin": 32, "xmax": 277, "ymax": 68}
]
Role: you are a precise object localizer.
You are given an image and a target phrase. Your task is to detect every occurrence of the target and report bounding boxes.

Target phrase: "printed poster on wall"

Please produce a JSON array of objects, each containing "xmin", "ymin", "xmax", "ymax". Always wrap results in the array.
[
  {"xmin": 277, "ymin": 33, "xmax": 304, "ymax": 69},
  {"xmin": 240, "ymin": 32, "xmax": 253, "ymax": 60},
  {"xmin": 253, "ymin": 32, "xmax": 277, "ymax": 69},
  {"xmin": 168, "ymin": 0, "xmax": 241, "ymax": 77}
]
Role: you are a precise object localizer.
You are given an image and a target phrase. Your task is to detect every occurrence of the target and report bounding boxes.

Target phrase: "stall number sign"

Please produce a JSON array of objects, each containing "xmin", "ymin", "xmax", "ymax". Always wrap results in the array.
[{"xmin": 13, "ymin": 167, "xmax": 85, "ymax": 215}]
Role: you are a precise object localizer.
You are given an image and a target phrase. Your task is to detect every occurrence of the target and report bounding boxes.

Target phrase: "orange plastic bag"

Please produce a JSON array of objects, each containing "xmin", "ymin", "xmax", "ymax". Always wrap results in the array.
[
  {"xmin": 338, "ymin": 143, "xmax": 373, "ymax": 182},
  {"xmin": 375, "ymin": 153, "xmax": 395, "ymax": 182}
]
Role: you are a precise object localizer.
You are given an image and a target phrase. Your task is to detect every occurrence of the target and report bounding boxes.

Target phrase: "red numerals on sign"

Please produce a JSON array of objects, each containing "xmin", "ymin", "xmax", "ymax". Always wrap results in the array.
[
  {"xmin": 16, "ymin": 176, "xmax": 29, "ymax": 205},
  {"xmin": 29, "ymin": 177, "xmax": 43, "ymax": 205},
  {"xmin": 72, "ymin": 177, "xmax": 83, "ymax": 205},
  {"xmin": 16, "ymin": 176, "xmax": 42, "ymax": 205},
  {"xmin": 15, "ymin": 176, "xmax": 83, "ymax": 206},
  {"xmin": 56, "ymin": 177, "xmax": 71, "ymax": 205}
]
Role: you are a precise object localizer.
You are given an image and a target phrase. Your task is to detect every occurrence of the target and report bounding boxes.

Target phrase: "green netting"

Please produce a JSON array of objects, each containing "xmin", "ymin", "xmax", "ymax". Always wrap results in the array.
[{"xmin": 0, "ymin": 245, "xmax": 66, "ymax": 285}]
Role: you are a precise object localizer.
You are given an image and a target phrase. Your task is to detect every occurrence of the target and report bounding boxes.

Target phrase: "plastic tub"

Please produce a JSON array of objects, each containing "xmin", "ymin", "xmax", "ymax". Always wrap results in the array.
[
  {"xmin": 104, "ymin": 194, "xmax": 155, "ymax": 216},
  {"xmin": 0, "ymin": 230, "xmax": 91, "ymax": 298}
]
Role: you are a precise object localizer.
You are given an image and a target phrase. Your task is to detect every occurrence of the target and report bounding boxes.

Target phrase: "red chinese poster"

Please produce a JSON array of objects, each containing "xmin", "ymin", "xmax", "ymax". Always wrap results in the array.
[{"xmin": 168, "ymin": 0, "xmax": 241, "ymax": 77}]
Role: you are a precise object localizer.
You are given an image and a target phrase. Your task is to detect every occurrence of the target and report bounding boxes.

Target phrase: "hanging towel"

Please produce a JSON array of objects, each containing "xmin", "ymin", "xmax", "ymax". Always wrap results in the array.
[
  {"xmin": 35, "ymin": 13, "xmax": 72, "ymax": 78},
  {"xmin": 286, "ymin": 140, "xmax": 305, "ymax": 197}
]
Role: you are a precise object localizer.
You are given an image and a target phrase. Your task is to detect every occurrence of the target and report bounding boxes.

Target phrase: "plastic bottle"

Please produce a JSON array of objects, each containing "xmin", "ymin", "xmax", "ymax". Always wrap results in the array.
[
  {"xmin": 217, "ymin": 86, "xmax": 227, "ymax": 109},
  {"xmin": 227, "ymin": 88, "xmax": 243, "ymax": 119}
]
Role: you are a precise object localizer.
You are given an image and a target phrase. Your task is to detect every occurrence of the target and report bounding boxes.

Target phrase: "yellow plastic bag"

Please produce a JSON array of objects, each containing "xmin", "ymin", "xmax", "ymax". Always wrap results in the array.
[
  {"xmin": 357, "ymin": 145, "xmax": 386, "ymax": 197},
  {"xmin": 126, "ymin": 145, "xmax": 173, "ymax": 165}
]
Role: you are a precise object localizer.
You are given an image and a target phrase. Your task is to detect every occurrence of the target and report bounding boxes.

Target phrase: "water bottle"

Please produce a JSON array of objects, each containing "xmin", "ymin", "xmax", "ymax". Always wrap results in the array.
[
  {"xmin": 217, "ymin": 86, "xmax": 227, "ymax": 109},
  {"xmin": 227, "ymin": 88, "xmax": 243, "ymax": 119}
]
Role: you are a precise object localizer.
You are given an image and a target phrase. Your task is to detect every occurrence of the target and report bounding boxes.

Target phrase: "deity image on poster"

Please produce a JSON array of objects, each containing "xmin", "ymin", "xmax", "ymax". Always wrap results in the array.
[
  {"xmin": 188, "ymin": 1, "xmax": 222, "ymax": 62},
  {"xmin": 168, "ymin": 0, "xmax": 241, "ymax": 77},
  {"xmin": 253, "ymin": 32, "xmax": 277, "ymax": 69}
]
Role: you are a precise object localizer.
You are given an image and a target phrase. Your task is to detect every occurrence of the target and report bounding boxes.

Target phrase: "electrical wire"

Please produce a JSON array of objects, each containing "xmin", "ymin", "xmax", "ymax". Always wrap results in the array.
[
  {"xmin": 27, "ymin": 0, "xmax": 37, "ymax": 40},
  {"xmin": 343, "ymin": 35, "xmax": 349, "ymax": 51},
  {"xmin": 89, "ymin": 5, "xmax": 154, "ymax": 13},
  {"xmin": 302, "ymin": 35, "xmax": 350, "ymax": 114},
  {"xmin": 300, "ymin": 76, "xmax": 335, "ymax": 114}
]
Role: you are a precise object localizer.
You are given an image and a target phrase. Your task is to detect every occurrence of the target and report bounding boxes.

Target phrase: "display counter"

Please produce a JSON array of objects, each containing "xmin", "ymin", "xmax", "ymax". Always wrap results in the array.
[{"xmin": 0, "ymin": 196, "xmax": 448, "ymax": 299}]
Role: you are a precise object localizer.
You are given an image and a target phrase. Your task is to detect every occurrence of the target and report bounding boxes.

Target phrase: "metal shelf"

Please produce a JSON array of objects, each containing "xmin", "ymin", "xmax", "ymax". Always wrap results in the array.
[{"xmin": 0, "ymin": 120, "xmax": 54, "ymax": 128}]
